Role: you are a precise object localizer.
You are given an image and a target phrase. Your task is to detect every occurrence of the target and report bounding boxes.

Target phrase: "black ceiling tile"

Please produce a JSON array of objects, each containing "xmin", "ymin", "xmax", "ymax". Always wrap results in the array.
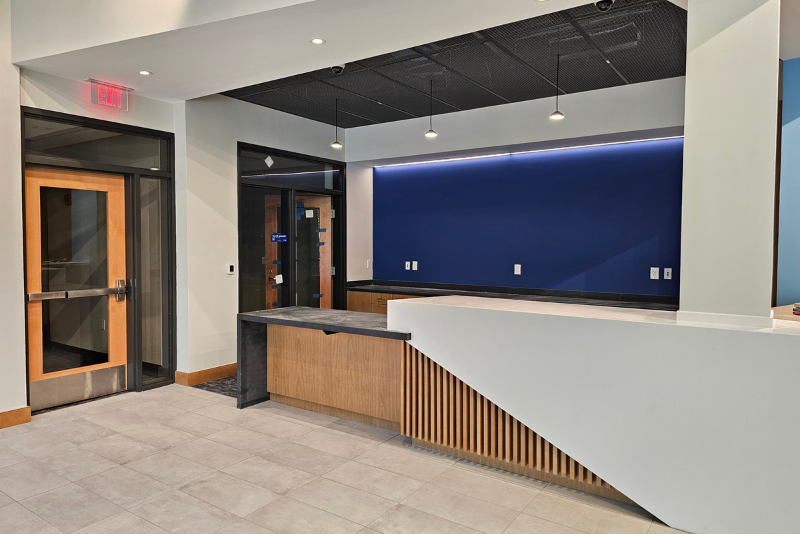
[
  {"xmin": 357, "ymin": 49, "xmax": 421, "ymax": 69},
  {"xmin": 280, "ymin": 81, "xmax": 412, "ymax": 123},
  {"xmin": 239, "ymin": 91, "xmax": 370, "ymax": 128}
]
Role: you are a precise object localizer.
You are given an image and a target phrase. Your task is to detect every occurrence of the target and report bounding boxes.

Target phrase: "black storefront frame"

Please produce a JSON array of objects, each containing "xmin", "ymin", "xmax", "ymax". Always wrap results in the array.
[
  {"xmin": 237, "ymin": 142, "xmax": 347, "ymax": 312},
  {"xmin": 20, "ymin": 107, "xmax": 177, "ymax": 395}
]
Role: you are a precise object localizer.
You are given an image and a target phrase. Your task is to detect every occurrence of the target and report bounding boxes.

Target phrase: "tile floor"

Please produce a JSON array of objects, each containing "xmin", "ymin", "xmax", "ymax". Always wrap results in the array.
[{"xmin": 0, "ymin": 384, "xmax": 684, "ymax": 534}]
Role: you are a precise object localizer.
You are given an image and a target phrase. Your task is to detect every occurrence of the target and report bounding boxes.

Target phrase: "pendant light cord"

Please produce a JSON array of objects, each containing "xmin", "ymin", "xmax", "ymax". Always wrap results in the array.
[
  {"xmin": 334, "ymin": 98, "xmax": 339, "ymax": 142},
  {"xmin": 556, "ymin": 54, "xmax": 560, "ymax": 112},
  {"xmin": 429, "ymin": 79, "xmax": 433, "ymax": 130}
]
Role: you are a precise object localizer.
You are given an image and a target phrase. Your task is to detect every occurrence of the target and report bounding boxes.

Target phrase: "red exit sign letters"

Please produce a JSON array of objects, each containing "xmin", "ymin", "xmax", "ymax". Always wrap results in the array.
[{"xmin": 90, "ymin": 80, "xmax": 129, "ymax": 111}]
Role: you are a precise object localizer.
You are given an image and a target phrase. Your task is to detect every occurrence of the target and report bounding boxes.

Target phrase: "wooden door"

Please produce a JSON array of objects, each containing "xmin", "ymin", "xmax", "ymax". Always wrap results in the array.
[
  {"xmin": 297, "ymin": 195, "xmax": 332, "ymax": 309},
  {"xmin": 25, "ymin": 167, "xmax": 127, "ymax": 385}
]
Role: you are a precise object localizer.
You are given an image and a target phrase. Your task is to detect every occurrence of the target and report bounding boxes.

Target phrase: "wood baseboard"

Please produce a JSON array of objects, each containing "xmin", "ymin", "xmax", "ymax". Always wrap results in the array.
[
  {"xmin": 175, "ymin": 363, "xmax": 237, "ymax": 387},
  {"xmin": 271, "ymin": 393, "xmax": 400, "ymax": 432},
  {"xmin": 412, "ymin": 438, "xmax": 634, "ymax": 505},
  {"xmin": 0, "ymin": 406, "xmax": 31, "ymax": 430}
]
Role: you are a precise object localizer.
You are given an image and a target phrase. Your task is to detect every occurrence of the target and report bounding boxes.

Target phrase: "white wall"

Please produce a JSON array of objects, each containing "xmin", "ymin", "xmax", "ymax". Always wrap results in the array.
[
  {"xmin": 10, "ymin": 0, "xmax": 314, "ymax": 63},
  {"xmin": 0, "ymin": 0, "xmax": 28, "ymax": 415},
  {"xmin": 181, "ymin": 95, "xmax": 342, "ymax": 372},
  {"xmin": 389, "ymin": 296, "xmax": 800, "ymax": 534},
  {"xmin": 345, "ymin": 77, "xmax": 686, "ymax": 164},
  {"xmin": 679, "ymin": 0, "xmax": 781, "ymax": 325},
  {"xmin": 346, "ymin": 164, "xmax": 373, "ymax": 281},
  {"xmin": 20, "ymin": 69, "xmax": 175, "ymax": 132}
]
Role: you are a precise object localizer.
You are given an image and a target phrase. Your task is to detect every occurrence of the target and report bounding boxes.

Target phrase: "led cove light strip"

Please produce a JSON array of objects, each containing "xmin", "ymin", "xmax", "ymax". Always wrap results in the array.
[{"xmin": 373, "ymin": 136, "xmax": 684, "ymax": 168}]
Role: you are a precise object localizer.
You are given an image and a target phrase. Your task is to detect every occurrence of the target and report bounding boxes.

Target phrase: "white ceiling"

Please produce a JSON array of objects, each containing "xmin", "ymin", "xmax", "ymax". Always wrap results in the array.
[
  {"xmin": 782, "ymin": 0, "xmax": 800, "ymax": 61},
  {"xmin": 13, "ymin": 0, "xmax": 588, "ymax": 102}
]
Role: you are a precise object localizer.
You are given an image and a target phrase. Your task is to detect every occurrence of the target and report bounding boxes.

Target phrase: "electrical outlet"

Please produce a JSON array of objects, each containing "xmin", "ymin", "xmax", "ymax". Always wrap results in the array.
[
  {"xmin": 405, "ymin": 261, "xmax": 411, "ymax": 270},
  {"xmin": 228, "ymin": 264, "xmax": 236, "ymax": 275},
  {"xmin": 664, "ymin": 268, "xmax": 673, "ymax": 280},
  {"xmin": 366, "ymin": 260, "xmax": 371, "ymax": 269},
  {"xmin": 514, "ymin": 264, "xmax": 522, "ymax": 275},
  {"xmin": 412, "ymin": 261, "xmax": 418, "ymax": 271},
  {"xmin": 650, "ymin": 267, "xmax": 660, "ymax": 280}
]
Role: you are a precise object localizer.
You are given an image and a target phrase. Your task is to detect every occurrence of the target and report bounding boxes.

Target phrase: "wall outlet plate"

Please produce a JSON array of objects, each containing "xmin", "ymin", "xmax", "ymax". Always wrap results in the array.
[
  {"xmin": 514, "ymin": 264, "xmax": 522, "ymax": 275},
  {"xmin": 412, "ymin": 261, "xmax": 418, "ymax": 271},
  {"xmin": 367, "ymin": 260, "xmax": 371, "ymax": 269},
  {"xmin": 228, "ymin": 264, "xmax": 236, "ymax": 275},
  {"xmin": 664, "ymin": 268, "xmax": 673, "ymax": 280},
  {"xmin": 405, "ymin": 261, "xmax": 411, "ymax": 270},
  {"xmin": 650, "ymin": 267, "xmax": 660, "ymax": 280}
]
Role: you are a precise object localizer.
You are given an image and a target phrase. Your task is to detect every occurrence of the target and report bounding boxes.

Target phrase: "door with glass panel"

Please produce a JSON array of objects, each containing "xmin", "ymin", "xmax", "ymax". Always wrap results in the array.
[
  {"xmin": 25, "ymin": 167, "xmax": 127, "ymax": 410},
  {"xmin": 296, "ymin": 194, "xmax": 332, "ymax": 309}
]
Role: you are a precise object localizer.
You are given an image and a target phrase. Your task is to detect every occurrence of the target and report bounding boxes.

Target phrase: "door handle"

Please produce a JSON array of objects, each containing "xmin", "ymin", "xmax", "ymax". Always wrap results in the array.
[{"xmin": 28, "ymin": 280, "xmax": 128, "ymax": 302}]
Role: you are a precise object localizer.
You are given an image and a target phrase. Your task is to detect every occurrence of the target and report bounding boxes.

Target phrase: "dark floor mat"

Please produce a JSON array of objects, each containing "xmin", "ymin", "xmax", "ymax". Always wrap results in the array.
[{"xmin": 193, "ymin": 376, "xmax": 237, "ymax": 398}]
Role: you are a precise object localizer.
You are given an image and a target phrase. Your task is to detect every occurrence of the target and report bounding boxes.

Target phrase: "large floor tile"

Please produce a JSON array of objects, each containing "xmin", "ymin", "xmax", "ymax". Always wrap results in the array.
[
  {"xmin": 0, "ymin": 443, "xmax": 26, "ymax": 469},
  {"xmin": 223, "ymin": 456, "xmax": 316, "ymax": 495},
  {"xmin": 523, "ymin": 493, "xmax": 652, "ymax": 534},
  {"xmin": 288, "ymin": 478, "xmax": 395, "ymax": 526},
  {"xmin": 249, "ymin": 401, "xmax": 339, "ymax": 427},
  {"xmin": 1, "ymin": 429, "xmax": 79, "ymax": 459},
  {"xmin": 81, "ymin": 410, "xmax": 148, "ymax": 433},
  {"xmin": 20, "ymin": 483, "xmax": 122, "ymax": 534},
  {"xmin": 216, "ymin": 519, "xmax": 279, "ymax": 534},
  {"xmin": 0, "ymin": 461, "xmax": 70, "ymax": 500},
  {"xmin": 61, "ymin": 400, "xmax": 118, "ymax": 418},
  {"xmin": 258, "ymin": 440, "xmax": 348, "ymax": 475},
  {"xmin": 324, "ymin": 461, "xmax": 423, "ymax": 501},
  {"xmin": 0, "ymin": 422, "xmax": 34, "ymax": 440},
  {"xmin": 30, "ymin": 411, "xmax": 80, "ymax": 429},
  {"xmin": 118, "ymin": 400, "xmax": 188, "ymax": 420},
  {"xmin": 122, "ymin": 422, "xmax": 197, "ymax": 449},
  {"xmin": 193, "ymin": 403, "xmax": 262, "ymax": 425},
  {"xmin": 76, "ymin": 466, "xmax": 171, "ymax": 509},
  {"xmin": 0, "ymin": 502, "xmax": 62, "ymax": 534},
  {"xmin": 162, "ymin": 393, "xmax": 219, "ymax": 412},
  {"xmin": 181, "ymin": 472, "xmax": 280, "ymax": 517},
  {"xmin": 648, "ymin": 521, "xmax": 683, "ymax": 533},
  {"xmin": 402, "ymin": 484, "xmax": 518, "ymax": 534},
  {"xmin": 542, "ymin": 484, "xmax": 653, "ymax": 521},
  {"xmin": 453, "ymin": 460, "xmax": 548, "ymax": 492},
  {"xmin": 162, "ymin": 412, "xmax": 233, "ymax": 437},
  {"xmin": 72, "ymin": 511, "xmax": 169, "ymax": 533},
  {"xmin": 354, "ymin": 446, "xmax": 452, "ymax": 482},
  {"xmin": 325, "ymin": 419, "xmax": 399, "ymax": 443},
  {"xmin": 429, "ymin": 467, "xmax": 540, "ymax": 511},
  {"xmin": 503, "ymin": 513, "xmax": 584, "ymax": 534},
  {"xmin": 291, "ymin": 428, "xmax": 378, "ymax": 459},
  {"xmin": 246, "ymin": 496, "xmax": 362, "ymax": 534},
  {"xmin": 130, "ymin": 490, "xmax": 237, "ymax": 534},
  {"xmin": 368, "ymin": 504, "xmax": 482, "ymax": 534},
  {"xmin": 169, "ymin": 438, "xmax": 252, "ymax": 470},
  {"xmin": 206, "ymin": 426, "xmax": 283, "ymax": 455},
  {"xmin": 34, "ymin": 448, "xmax": 118, "ymax": 481},
  {"xmin": 240, "ymin": 414, "xmax": 316, "ymax": 439},
  {"xmin": 43, "ymin": 419, "xmax": 116, "ymax": 446},
  {"xmin": 81, "ymin": 433, "xmax": 158, "ymax": 465},
  {"xmin": 0, "ymin": 490, "xmax": 11, "ymax": 507},
  {"xmin": 126, "ymin": 451, "xmax": 216, "ymax": 487}
]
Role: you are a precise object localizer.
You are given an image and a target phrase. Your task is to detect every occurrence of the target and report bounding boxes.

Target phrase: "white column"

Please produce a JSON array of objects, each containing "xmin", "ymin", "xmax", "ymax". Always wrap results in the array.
[
  {"xmin": 0, "ymin": 0, "xmax": 30, "ymax": 414},
  {"xmin": 345, "ymin": 163, "xmax": 374, "ymax": 282},
  {"xmin": 173, "ymin": 101, "xmax": 189, "ymax": 373},
  {"xmin": 679, "ymin": 0, "xmax": 781, "ymax": 327}
]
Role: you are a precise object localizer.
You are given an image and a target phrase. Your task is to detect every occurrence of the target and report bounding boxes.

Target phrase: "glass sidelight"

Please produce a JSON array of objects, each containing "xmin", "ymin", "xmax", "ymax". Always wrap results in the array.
[
  {"xmin": 295, "ymin": 195, "xmax": 333, "ymax": 309},
  {"xmin": 25, "ymin": 167, "xmax": 127, "ymax": 408}
]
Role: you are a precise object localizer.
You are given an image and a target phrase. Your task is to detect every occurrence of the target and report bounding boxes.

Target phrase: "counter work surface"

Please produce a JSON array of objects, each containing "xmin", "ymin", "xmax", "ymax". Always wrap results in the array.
[{"xmin": 238, "ymin": 306, "xmax": 411, "ymax": 340}]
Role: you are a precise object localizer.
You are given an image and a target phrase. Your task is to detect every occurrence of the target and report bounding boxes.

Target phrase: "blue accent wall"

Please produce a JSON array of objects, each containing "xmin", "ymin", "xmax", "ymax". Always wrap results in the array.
[
  {"xmin": 373, "ymin": 138, "xmax": 684, "ymax": 297},
  {"xmin": 778, "ymin": 58, "xmax": 800, "ymax": 306}
]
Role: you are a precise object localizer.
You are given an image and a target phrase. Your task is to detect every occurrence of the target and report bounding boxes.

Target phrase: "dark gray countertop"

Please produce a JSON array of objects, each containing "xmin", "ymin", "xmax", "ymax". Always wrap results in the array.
[
  {"xmin": 238, "ymin": 307, "xmax": 411, "ymax": 340},
  {"xmin": 348, "ymin": 284, "xmax": 678, "ymax": 312}
]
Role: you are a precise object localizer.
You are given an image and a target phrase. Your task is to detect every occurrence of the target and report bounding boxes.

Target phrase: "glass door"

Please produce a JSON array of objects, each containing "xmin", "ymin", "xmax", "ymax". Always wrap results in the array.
[
  {"xmin": 296, "ymin": 194, "xmax": 332, "ymax": 309},
  {"xmin": 25, "ymin": 167, "xmax": 127, "ymax": 409}
]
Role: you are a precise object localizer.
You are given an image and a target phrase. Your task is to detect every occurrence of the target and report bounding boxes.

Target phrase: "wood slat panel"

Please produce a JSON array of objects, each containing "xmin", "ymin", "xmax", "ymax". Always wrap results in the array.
[{"xmin": 400, "ymin": 344, "xmax": 629, "ymax": 503}]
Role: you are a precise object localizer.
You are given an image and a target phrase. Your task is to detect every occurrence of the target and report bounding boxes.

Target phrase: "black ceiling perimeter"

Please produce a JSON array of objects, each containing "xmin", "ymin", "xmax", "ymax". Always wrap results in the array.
[{"xmin": 221, "ymin": 0, "xmax": 687, "ymax": 129}]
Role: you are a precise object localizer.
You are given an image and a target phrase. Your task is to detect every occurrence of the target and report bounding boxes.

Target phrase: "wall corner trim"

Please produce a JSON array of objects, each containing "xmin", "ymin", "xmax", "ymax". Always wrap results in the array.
[{"xmin": 0, "ymin": 406, "xmax": 32, "ymax": 429}]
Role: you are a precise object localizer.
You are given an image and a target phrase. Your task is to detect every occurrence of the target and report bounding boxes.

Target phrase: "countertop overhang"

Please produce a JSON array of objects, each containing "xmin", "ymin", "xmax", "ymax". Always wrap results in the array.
[{"xmin": 238, "ymin": 307, "xmax": 411, "ymax": 340}]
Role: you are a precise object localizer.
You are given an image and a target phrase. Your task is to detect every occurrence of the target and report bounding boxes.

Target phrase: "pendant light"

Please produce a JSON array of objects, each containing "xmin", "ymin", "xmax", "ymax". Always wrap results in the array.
[
  {"xmin": 425, "ymin": 79, "xmax": 438, "ymax": 138},
  {"xmin": 550, "ymin": 54, "xmax": 565, "ymax": 121},
  {"xmin": 331, "ymin": 98, "xmax": 343, "ymax": 149}
]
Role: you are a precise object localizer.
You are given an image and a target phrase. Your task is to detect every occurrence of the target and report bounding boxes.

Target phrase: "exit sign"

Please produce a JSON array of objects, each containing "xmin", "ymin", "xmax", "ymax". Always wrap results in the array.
[{"xmin": 90, "ymin": 80, "xmax": 129, "ymax": 111}]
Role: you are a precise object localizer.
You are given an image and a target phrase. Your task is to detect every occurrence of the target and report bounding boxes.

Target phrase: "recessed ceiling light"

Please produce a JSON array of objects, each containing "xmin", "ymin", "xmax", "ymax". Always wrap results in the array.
[
  {"xmin": 139, "ymin": 70, "xmax": 152, "ymax": 76},
  {"xmin": 310, "ymin": 38, "xmax": 326, "ymax": 45}
]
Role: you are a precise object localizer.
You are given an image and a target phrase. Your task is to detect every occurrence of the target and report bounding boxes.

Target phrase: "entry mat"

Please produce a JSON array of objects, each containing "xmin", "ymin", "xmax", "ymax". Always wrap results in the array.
[{"xmin": 193, "ymin": 376, "xmax": 237, "ymax": 398}]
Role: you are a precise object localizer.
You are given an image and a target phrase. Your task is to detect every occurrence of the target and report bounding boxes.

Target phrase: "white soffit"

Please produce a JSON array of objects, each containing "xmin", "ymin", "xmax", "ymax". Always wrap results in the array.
[
  {"xmin": 11, "ymin": 0, "xmax": 588, "ymax": 102},
  {"xmin": 782, "ymin": 0, "xmax": 800, "ymax": 60}
]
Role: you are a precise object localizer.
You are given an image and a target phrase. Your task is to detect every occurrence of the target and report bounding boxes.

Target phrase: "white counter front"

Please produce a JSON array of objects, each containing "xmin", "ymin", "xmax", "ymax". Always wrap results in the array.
[{"xmin": 388, "ymin": 296, "xmax": 800, "ymax": 534}]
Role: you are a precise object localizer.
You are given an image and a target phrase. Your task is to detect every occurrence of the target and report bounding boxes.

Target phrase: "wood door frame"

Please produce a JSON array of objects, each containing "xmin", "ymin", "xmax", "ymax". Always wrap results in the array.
[{"xmin": 25, "ymin": 167, "xmax": 127, "ymax": 383}]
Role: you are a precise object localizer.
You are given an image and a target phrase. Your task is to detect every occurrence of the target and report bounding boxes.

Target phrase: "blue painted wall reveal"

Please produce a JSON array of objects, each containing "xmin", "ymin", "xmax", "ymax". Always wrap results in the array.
[{"xmin": 373, "ymin": 138, "xmax": 684, "ymax": 297}]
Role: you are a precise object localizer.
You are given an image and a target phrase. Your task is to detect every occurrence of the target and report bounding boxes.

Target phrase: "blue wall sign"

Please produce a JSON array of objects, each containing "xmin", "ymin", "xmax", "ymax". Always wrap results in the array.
[{"xmin": 270, "ymin": 233, "xmax": 287, "ymax": 242}]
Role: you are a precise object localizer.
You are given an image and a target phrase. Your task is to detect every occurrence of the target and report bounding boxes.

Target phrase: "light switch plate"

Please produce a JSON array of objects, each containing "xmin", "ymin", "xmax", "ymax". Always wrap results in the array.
[
  {"xmin": 650, "ymin": 267, "xmax": 660, "ymax": 280},
  {"xmin": 367, "ymin": 260, "xmax": 371, "ymax": 269},
  {"xmin": 412, "ymin": 261, "xmax": 418, "ymax": 271},
  {"xmin": 664, "ymin": 268, "xmax": 673, "ymax": 280},
  {"xmin": 514, "ymin": 264, "xmax": 522, "ymax": 275},
  {"xmin": 405, "ymin": 261, "xmax": 411, "ymax": 270}
]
